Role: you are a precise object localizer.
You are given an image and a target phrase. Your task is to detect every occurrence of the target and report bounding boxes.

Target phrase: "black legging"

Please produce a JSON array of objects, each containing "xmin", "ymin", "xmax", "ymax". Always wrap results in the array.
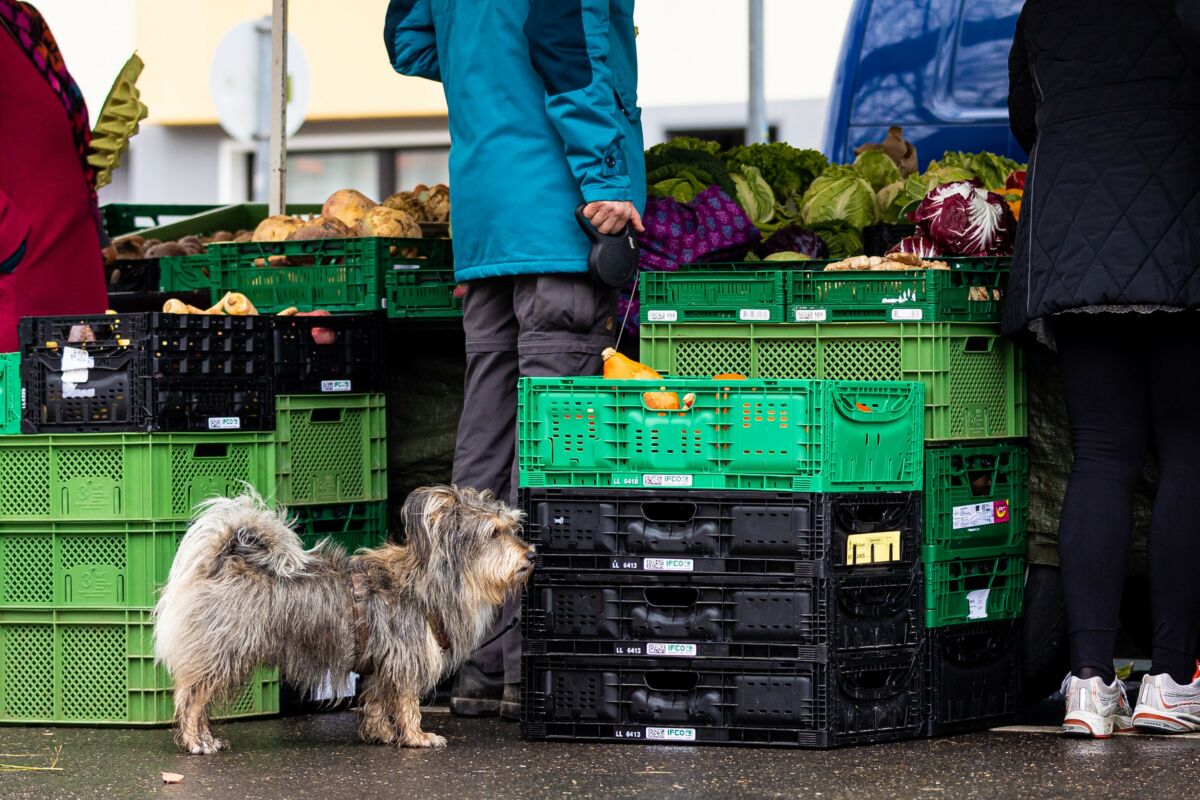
[{"xmin": 1057, "ymin": 312, "xmax": 1200, "ymax": 685}]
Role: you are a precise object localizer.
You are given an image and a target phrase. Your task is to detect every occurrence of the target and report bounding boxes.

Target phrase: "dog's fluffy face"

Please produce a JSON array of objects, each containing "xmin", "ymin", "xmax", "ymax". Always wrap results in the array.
[{"xmin": 403, "ymin": 485, "xmax": 533, "ymax": 605}]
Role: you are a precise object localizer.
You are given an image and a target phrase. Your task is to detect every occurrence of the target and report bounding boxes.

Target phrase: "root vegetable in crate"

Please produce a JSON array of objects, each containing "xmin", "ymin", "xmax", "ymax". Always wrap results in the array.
[
  {"xmin": 322, "ymin": 189, "xmax": 377, "ymax": 231},
  {"xmin": 251, "ymin": 214, "xmax": 302, "ymax": 243}
]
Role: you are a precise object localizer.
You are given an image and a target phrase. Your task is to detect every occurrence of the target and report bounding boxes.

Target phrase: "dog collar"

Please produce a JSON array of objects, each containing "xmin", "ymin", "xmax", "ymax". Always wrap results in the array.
[{"xmin": 427, "ymin": 611, "xmax": 451, "ymax": 651}]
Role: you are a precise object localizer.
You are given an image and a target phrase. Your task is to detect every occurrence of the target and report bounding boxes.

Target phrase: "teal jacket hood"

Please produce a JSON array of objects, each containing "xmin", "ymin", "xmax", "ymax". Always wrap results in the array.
[{"xmin": 386, "ymin": 0, "xmax": 646, "ymax": 282}]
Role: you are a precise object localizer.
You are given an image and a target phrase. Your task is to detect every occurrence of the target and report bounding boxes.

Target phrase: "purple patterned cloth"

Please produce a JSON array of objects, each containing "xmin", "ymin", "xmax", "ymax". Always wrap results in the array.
[{"xmin": 617, "ymin": 186, "xmax": 760, "ymax": 335}]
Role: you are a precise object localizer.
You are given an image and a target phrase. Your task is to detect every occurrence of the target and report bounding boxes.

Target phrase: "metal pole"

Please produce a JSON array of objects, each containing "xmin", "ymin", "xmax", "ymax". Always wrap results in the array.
[
  {"xmin": 253, "ymin": 16, "xmax": 270, "ymax": 202},
  {"xmin": 747, "ymin": 0, "xmax": 768, "ymax": 144},
  {"xmin": 268, "ymin": 0, "xmax": 288, "ymax": 215}
]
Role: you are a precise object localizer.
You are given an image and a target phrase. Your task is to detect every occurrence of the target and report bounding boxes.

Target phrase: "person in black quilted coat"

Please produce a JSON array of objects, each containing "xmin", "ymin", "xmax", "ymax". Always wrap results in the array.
[{"xmin": 1008, "ymin": 0, "xmax": 1200, "ymax": 737}]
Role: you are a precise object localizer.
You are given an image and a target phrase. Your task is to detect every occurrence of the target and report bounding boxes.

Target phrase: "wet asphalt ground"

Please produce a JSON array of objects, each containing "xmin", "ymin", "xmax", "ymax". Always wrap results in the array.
[{"xmin": 4, "ymin": 707, "xmax": 1200, "ymax": 800}]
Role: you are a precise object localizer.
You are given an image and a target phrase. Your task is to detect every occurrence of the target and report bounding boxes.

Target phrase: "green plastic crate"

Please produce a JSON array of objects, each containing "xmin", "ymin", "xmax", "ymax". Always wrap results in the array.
[
  {"xmin": 0, "ymin": 607, "xmax": 278, "ymax": 725},
  {"xmin": 101, "ymin": 204, "xmax": 219, "ymax": 238},
  {"xmin": 276, "ymin": 394, "xmax": 387, "ymax": 505},
  {"xmin": 0, "ymin": 520, "xmax": 186, "ymax": 608},
  {"xmin": 640, "ymin": 268, "xmax": 786, "ymax": 323},
  {"xmin": 924, "ymin": 555, "xmax": 1025, "ymax": 628},
  {"xmin": 0, "ymin": 433, "xmax": 276, "ymax": 522},
  {"xmin": 0, "ymin": 353, "xmax": 18, "ymax": 435},
  {"xmin": 518, "ymin": 376, "xmax": 924, "ymax": 492},
  {"xmin": 640, "ymin": 322, "xmax": 1025, "ymax": 443},
  {"xmin": 292, "ymin": 501, "xmax": 389, "ymax": 551},
  {"xmin": 111, "ymin": 203, "xmax": 322, "ymax": 243},
  {"xmin": 923, "ymin": 443, "xmax": 1028, "ymax": 562},
  {"xmin": 384, "ymin": 263, "xmax": 463, "ymax": 319},
  {"xmin": 788, "ymin": 256, "xmax": 1009, "ymax": 323},
  {"xmin": 208, "ymin": 237, "xmax": 451, "ymax": 315},
  {"xmin": 157, "ymin": 254, "xmax": 216, "ymax": 299}
]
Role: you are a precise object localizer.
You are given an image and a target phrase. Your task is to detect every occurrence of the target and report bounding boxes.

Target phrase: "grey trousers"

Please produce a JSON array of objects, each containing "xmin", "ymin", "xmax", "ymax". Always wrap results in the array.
[{"xmin": 451, "ymin": 273, "xmax": 616, "ymax": 684}]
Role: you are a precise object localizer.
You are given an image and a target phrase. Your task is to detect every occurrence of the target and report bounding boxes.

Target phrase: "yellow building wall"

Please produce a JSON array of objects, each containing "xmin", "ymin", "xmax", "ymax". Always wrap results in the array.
[{"xmin": 135, "ymin": 0, "xmax": 447, "ymax": 124}]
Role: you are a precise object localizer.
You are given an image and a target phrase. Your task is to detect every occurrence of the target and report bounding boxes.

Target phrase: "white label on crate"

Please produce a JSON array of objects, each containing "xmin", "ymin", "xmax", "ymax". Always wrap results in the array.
[
  {"xmin": 321, "ymin": 380, "xmax": 352, "ymax": 393},
  {"xmin": 794, "ymin": 308, "xmax": 827, "ymax": 322},
  {"xmin": 952, "ymin": 500, "xmax": 1010, "ymax": 530},
  {"xmin": 207, "ymin": 417, "xmax": 242, "ymax": 430},
  {"xmin": 739, "ymin": 308, "xmax": 771, "ymax": 322},
  {"xmin": 646, "ymin": 727, "xmax": 696, "ymax": 742},
  {"xmin": 643, "ymin": 558, "xmax": 694, "ymax": 572},
  {"xmin": 61, "ymin": 380, "xmax": 95, "ymax": 399},
  {"xmin": 647, "ymin": 309, "xmax": 678, "ymax": 322},
  {"xmin": 891, "ymin": 308, "xmax": 924, "ymax": 321},
  {"xmin": 642, "ymin": 474, "xmax": 693, "ymax": 488},
  {"xmin": 392, "ymin": 263, "xmax": 420, "ymax": 271},
  {"xmin": 647, "ymin": 642, "xmax": 697, "ymax": 657},
  {"xmin": 966, "ymin": 588, "xmax": 991, "ymax": 620},
  {"xmin": 60, "ymin": 347, "xmax": 94, "ymax": 372}
]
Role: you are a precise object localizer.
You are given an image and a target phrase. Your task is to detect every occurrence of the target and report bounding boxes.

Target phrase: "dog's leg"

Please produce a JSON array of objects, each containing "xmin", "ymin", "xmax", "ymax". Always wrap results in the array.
[
  {"xmin": 174, "ymin": 680, "xmax": 229, "ymax": 755},
  {"xmin": 394, "ymin": 689, "xmax": 446, "ymax": 749},
  {"xmin": 357, "ymin": 679, "xmax": 397, "ymax": 745}
]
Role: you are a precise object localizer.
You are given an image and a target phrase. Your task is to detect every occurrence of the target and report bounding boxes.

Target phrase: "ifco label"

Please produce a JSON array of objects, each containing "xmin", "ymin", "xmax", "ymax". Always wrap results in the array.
[
  {"xmin": 739, "ymin": 308, "xmax": 771, "ymax": 321},
  {"xmin": 794, "ymin": 308, "xmax": 827, "ymax": 322},
  {"xmin": 321, "ymin": 380, "xmax": 352, "ymax": 393},
  {"xmin": 952, "ymin": 500, "xmax": 1010, "ymax": 530},
  {"xmin": 643, "ymin": 558, "xmax": 694, "ymax": 573},
  {"xmin": 646, "ymin": 642, "xmax": 697, "ymax": 657},
  {"xmin": 642, "ymin": 474, "xmax": 693, "ymax": 488},
  {"xmin": 890, "ymin": 308, "xmax": 924, "ymax": 321},
  {"xmin": 646, "ymin": 727, "xmax": 696, "ymax": 742},
  {"xmin": 646, "ymin": 310, "xmax": 678, "ymax": 322},
  {"xmin": 207, "ymin": 417, "xmax": 242, "ymax": 430}
]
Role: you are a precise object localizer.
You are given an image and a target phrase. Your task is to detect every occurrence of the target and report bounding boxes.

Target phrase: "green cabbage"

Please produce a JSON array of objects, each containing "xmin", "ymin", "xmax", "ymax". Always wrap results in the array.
[
  {"xmin": 927, "ymin": 151, "xmax": 1023, "ymax": 191},
  {"xmin": 731, "ymin": 165, "xmax": 776, "ymax": 228},
  {"xmin": 799, "ymin": 165, "xmax": 879, "ymax": 228},
  {"xmin": 723, "ymin": 143, "xmax": 829, "ymax": 209},
  {"xmin": 646, "ymin": 136, "xmax": 722, "ymax": 157},
  {"xmin": 807, "ymin": 219, "xmax": 864, "ymax": 260},
  {"xmin": 853, "ymin": 150, "xmax": 902, "ymax": 192}
]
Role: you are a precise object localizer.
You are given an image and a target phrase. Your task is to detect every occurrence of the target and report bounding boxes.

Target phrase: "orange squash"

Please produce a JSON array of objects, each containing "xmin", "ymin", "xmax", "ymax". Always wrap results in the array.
[
  {"xmin": 603, "ymin": 347, "xmax": 662, "ymax": 380},
  {"xmin": 643, "ymin": 391, "xmax": 680, "ymax": 410},
  {"xmin": 712, "ymin": 372, "xmax": 747, "ymax": 380}
]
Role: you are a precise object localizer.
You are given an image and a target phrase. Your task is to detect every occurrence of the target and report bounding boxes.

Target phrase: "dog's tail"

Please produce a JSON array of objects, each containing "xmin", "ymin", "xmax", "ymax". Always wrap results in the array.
[{"xmin": 154, "ymin": 489, "xmax": 310, "ymax": 667}]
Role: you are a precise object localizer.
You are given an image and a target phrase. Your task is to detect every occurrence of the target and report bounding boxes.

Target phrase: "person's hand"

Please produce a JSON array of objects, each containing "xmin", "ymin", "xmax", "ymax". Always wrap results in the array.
[{"xmin": 583, "ymin": 201, "xmax": 645, "ymax": 235}]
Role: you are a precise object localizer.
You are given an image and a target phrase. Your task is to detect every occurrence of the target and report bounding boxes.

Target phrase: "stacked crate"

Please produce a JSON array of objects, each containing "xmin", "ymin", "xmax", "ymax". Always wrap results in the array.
[
  {"xmin": 633, "ymin": 257, "xmax": 1028, "ymax": 739},
  {"xmin": 0, "ymin": 312, "xmax": 280, "ymax": 725},
  {"xmin": 518, "ymin": 375, "xmax": 930, "ymax": 747}
]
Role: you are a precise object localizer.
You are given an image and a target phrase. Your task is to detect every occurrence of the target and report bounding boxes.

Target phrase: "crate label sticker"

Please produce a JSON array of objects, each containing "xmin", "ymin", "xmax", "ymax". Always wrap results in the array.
[
  {"xmin": 845, "ymin": 531, "xmax": 901, "ymax": 565},
  {"xmin": 966, "ymin": 588, "xmax": 991, "ymax": 620},
  {"xmin": 953, "ymin": 501, "xmax": 1008, "ymax": 530},
  {"xmin": 642, "ymin": 474, "xmax": 693, "ymax": 488},
  {"xmin": 207, "ymin": 417, "xmax": 242, "ymax": 430},
  {"xmin": 739, "ymin": 308, "xmax": 771, "ymax": 322},
  {"xmin": 646, "ymin": 642, "xmax": 697, "ymax": 657},
  {"xmin": 61, "ymin": 380, "xmax": 96, "ymax": 399},
  {"xmin": 392, "ymin": 263, "xmax": 421, "ymax": 271},
  {"xmin": 647, "ymin": 310, "xmax": 678, "ymax": 322},
  {"xmin": 60, "ymin": 346, "xmax": 94, "ymax": 372},
  {"xmin": 646, "ymin": 727, "xmax": 696, "ymax": 742},
  {"xmin": 320, "ymin": 380, "xmax": 352, "ymax": 393},
  {"xmin": 890, "ymin": 308, "xmax": 924, "ymax": 321},
  {"xmin": 794, "ymin": 308, "xmax": 827, "ymax": 322},
  {"xmin": 643, "ymin": 557, "xmax": 694, "ymax": 572}
]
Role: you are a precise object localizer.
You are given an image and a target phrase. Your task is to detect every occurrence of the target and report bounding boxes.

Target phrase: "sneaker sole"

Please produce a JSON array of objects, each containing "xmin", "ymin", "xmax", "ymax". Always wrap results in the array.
[
  {"xmin": 1062, "ymin": 711, "xmax": 1131, "ymax": 739},
  {"xmin": 1133, "ymin": 712, "xmax": 1200, "ymax": 734}
]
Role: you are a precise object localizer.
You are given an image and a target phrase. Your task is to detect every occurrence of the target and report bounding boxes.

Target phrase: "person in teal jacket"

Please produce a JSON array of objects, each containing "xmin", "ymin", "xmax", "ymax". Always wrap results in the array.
[{"xmin": 386, "ymin": 0, "xmax": 645, "ymax": 720}]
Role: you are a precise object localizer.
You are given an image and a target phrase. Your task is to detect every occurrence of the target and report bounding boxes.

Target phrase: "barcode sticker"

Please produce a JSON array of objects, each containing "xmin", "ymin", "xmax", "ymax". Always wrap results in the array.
[
  {"xmin": 891, "ymin": 308, "xmax": 924, "ymax": 321},
  {"xmin": 794, "ymin": 308, "xmax": 827, "ymax": 322},
  {"xmin": 207, "ymin": 417, "xmax": 242, "ymax": 430},
  {"xmin": 642, "ymin": 474, "xmax": 693, "ymax": 488},
  {"xmin": 643, "ymin": 558, "xmax": 694, "ymax": 572},
  {"xmin": 967, "ymin": 589, "xmax": 991, "ymax": 620},
  {"xmin": 646, "ymin": 642, "xmax": 697, "ymax": 657},
  {"xmin": 646, "ymin": 727, "xmax": 696, "ymax": 742},
  {"xmin": 321, "ymin": 380, "xmax": 352, "ymax": 392},
  {"xmin": 739, "ymin": 309, "xmax": 771, "ymax": 321},
  {"xmin": 953, "ymin": 501, "xmax": 1010, "ymax": 530},
  {"xmin": 647, "ymin": 310, "xmax": 678, "ymax": 322}
]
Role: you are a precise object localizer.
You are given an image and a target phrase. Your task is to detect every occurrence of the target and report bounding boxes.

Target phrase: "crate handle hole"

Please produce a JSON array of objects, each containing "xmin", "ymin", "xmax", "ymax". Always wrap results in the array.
[
  {"xmin": 639, "ymin": 502, "xmax": 697, "ymax": 524},
  {"xmin": 310, "ymin": 408, "xmax": 344, "ymax": 424},
  {"xmin": 193, "ymin": 443, "xmax": 230, "ymax": 458},
  {"xmin": 643, "ymin": 672, "xmax": 699, "ymax": 692},
  {"xmin": 643, "ymin": 587, "xmax": 699, "ymax": 608},
  {"xmin": 963, "ymin": 336, "xmax": 995, "ymax": 354},
  {"xmin": 966, "ymin": 468, "xmax": 995, "ymax": 497}
]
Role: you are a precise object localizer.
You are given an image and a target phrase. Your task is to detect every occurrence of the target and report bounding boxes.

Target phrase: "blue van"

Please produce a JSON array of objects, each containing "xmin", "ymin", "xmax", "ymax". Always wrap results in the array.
[{"xmin": 823, "ymin": 0, "xmax": 1027, "ymax": 164}]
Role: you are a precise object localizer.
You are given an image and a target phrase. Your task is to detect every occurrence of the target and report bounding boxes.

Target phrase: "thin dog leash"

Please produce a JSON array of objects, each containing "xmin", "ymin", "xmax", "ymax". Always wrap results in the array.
[{"xmin": 612, "ymin": 268, "xmax": 640, "ymax": 354}]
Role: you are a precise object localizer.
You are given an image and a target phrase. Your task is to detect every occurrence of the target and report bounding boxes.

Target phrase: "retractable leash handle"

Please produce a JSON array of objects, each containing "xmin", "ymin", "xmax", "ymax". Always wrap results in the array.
[{"xmin": 575, "ymin": 204, "xmax": 639, "ymax": 289}]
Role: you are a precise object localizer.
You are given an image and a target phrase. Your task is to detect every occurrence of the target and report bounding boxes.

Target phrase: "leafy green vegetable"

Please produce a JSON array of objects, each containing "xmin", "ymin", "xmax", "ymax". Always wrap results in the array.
[
  {"xmin": 807, "ymin": 219, "xmax": 864, "ymax": 260},
  {"xmin": 763, "ymin": 252, "xmax": 812, "ymax": 262},
  {"xmin": 723, "ymin": 143, "xmax": 829, "ymax": 209},
  {"xmin": 644, "ymin": 148, "xmax": 738, "ymax": 200},
  {"xmin": 876, "ymin": 180, "xmax": 905, "ymax": 219},
  {"xmin": 731, "ymin": 165, "xmax": 776, "ymax": 228},
  {"xmin": 880, "ymin": 166, "xmax": 976, "ymax": 223},
  {"xmin": 651, "ymin": 177, "xmax": 702, "ymax": 203},
  {"xmin": 927, "ymin": 151, "xmax": 1023, "ymax": 191},
  {"xmin": 799, "ymin": 165, "xmax": 879, "ymax": 228},
  {"xmin": 646, "ymin": 136, "xmax": 722, "ymax": 157},
  {"xmin": 853, "ymin": 150, "xmax": 901, "ymax": 192}
]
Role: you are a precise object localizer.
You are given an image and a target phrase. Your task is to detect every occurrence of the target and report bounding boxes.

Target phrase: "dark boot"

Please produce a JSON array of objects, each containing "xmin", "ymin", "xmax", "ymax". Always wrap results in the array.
[
  {"xmin": 449, "ymin": 663, "xmax": 502, "ymax": 717},
  {"xmin": 500, "ymin": 684, "xmax": 520, "ymax": 721}
]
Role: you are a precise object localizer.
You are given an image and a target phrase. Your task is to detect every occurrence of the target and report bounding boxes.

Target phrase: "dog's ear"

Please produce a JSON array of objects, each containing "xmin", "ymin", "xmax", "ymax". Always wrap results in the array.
[{"xmin": 400, "ymin": 485, "xmax": 457, "ymax": 562}]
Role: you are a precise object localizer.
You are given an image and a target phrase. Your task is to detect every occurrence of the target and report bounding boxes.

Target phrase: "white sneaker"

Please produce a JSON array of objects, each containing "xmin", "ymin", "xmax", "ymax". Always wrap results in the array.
[
  {"xmin": 1133, "ymin": 673, "xmax": 1200, "ymax": 734},
  {"xmin": 1061, "ymin": 674, "xmax": 1134, "ymax": 738}
]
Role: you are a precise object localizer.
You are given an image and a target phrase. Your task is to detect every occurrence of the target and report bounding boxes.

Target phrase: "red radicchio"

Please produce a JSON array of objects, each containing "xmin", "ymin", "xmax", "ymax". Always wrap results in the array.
[
  {"xmin": 887, "ymin": 233, "xmax": 941, "ymax": 258},
  {"xmin": 908, "ymin": 179, "xmax": 1016, "ymax": 256},
  {"xmin": 1005, "ymin": 170, "xmax": 1026, "ymax": 190}
]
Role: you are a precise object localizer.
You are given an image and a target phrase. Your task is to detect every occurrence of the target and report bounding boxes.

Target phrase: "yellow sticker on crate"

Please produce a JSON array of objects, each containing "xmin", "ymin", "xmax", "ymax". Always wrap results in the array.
[{"xmin": 845, "ymin": 531, "xmax": 902, "ymax": 565}]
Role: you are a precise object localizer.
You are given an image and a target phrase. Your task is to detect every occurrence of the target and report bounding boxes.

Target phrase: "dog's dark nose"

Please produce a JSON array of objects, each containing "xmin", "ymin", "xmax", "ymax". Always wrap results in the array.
[{"xmin": 524, "ymin": 550, "xmax": 536, "ymax": 563}]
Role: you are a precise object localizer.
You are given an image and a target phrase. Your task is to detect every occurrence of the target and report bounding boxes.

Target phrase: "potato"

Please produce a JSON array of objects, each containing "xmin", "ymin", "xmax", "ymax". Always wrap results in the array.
[
  {"xmin": 288, "ymin": 216, "xmax": 354, "ymax": 241},
  {"xmin": 252, "ymin": 215, "xmax": 302, "ymax": 243},
  {"xmin": 145, "ymin": 242, "xmax": 187, "ymax": 258},
  {"xmin": 357, "ymin": 206, "xmax": 421, "ymax": 239},
  {"xmin": 210, "ymin": 230, "xmax": 234, "ymax": 243},
  {"xmin": 322, "ymin": 189, "xmax": 377, "ymax": 231},
  {"xmin": 113, "ymin": 237, "xmax": 145, "ymax": 259},
  {"xmin": 234, "ymin": 231, "xmax": 254, "ymax": 243},
  {"xmin": 423, "ymin": 184, "xmax": 450, "ymax": 223},
  {"xmin": 383, "ymin": 191, "xmax": 427, "ymax": 221}
]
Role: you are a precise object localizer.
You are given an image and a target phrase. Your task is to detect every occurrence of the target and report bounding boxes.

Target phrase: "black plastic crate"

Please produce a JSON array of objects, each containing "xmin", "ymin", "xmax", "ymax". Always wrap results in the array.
[
  {"xmin": 521, "ymin": 489, "xmax": 920, "ymax": 579},
  {"xmin": 926, "ymin": 619, "xmax": 1022, "ymax": 737},
  {"xmin": 522, "ymin": 651, "xmax": 926, "ymax": 748},
  {"xmin": 523, "ymin": 565, "xmax": 922, "ymax": 661},
  {"xmin": 20, "ymin": 313, "xmax": 274, "ymax": 433},
  {"xmin": 271, "ymin": 314, "xmax": 385, "ymax": 395}
]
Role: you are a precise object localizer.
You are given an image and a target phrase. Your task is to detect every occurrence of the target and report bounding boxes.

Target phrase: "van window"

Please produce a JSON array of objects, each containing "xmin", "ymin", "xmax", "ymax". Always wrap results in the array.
[{"xmin": 949, "ymin": 0, "xmax": 1022, "ymax": 113}]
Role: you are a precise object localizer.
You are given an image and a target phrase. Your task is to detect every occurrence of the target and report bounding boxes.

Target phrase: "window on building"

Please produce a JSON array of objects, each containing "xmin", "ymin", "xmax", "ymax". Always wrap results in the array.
[
  {"xmin": 254, "ymin": 146, "xmax": 451, "ymax": 202},
  {"xmin": 664, "ymin": 126, "xmax": 780, "ymax": 150}
]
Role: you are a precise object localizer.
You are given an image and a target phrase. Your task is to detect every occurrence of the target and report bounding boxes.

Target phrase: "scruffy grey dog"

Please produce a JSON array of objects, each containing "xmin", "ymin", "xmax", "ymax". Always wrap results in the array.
[{"xmin": 154, "ymin": 485, "xmax": 533, "ymax": 754}]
